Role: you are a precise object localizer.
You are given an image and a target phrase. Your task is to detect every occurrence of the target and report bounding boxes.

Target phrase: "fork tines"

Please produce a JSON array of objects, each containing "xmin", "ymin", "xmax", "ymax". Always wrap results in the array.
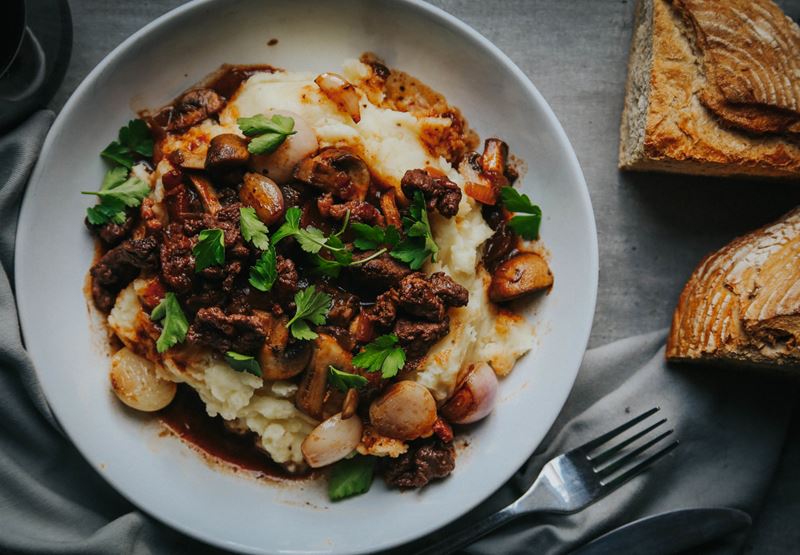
[{"xmin": 581, "ymin": 407, "xmax": 678, "ymax": 489}]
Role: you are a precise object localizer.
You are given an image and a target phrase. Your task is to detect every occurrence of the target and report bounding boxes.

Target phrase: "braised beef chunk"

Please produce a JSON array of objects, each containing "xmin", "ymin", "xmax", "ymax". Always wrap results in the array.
[
  {"xmin": 363, "ymin": 289, "xmax": 399, "ymax": 328},
  {"xmin": 427, "ymin": 272, "xmax": 469, "ymax": 307},
  {"xmin": 273, "ymin": 256, "xmax": 299, "ymax": 305},
  {"xmin": 90, "ymin": 237, "xmax": 159, "ymax": 312},
  {"xmin": 397, "ymin": 273, "xmax": 445, "ymax": 322},
  {"xmin": 349, "ymin": 252, "xmax": 412, "ymax": 288},
  {"xmin": 400, "ymin": 169, "xmax": 462, "ymax": 218},
  {"xmin": 320, "ymin": 285, "xmax": 360, "ymax": 327},
  {"xmin": 163, "ymin": 88, "xmax": 225, "ymax": 133},
  {"xmin": 159, "ymin": 223, "xmax": 196, "ymax": 294},
  {"xmin": 317, "ymin": 194, "xmax": 385, "ymax": 225},
  {"xmin": 381, "ymin": 439, "xmax": 456, "ymax": 489},
  {"xmin": 394, "ymin": 317, "xmax": 450, "ymax": 358},
  {"xmin": 482, "ymin": 221, "xmax": 516, "ymax": 273},
  {"xmin": 186, "ymin": 307, "xmax": 269, "ymax": 355},
  {"xmin": 85, "ymin": 211, "xmax": 136, "ymax": 248}
]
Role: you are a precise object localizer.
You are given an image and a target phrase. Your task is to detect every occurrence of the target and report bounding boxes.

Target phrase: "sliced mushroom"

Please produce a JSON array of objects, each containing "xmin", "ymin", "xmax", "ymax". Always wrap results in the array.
[
  {"xmin": 205, "ymin": 133, "xmax": 250, "ymax": 170},
  {"xmin": 239, "ymin": 172, "xmax": 285, "ymax": 225},
  {"xmin": 369, "ymin": 381, "xmax": 437, "ymax": 441},
  {"xmin": 187, "ymin": 174, "xmax": 221, "ymax": 215},
  {"xmin": 314, "ymin": 73, "xmax": 362, "ymax": 123},
  {"xmin": 110, "ymin": 347, "xmax": 176, "ymax": 412},
  {"xmin": 380, "ymin": 190, "xmax": 402, "ymax": 228},
  {"xmin": 259, "ymin": 340, "xmax": 313, "ymax": 381},
  {"xmin": 248, "ymin": 110, "xmax": 318, "ymax": 184},
  {"xmin": 296, "ymin": 334, "xmax": 353, "ymax": 420},
  {"xmin": 293, "ymin": 148, "xmax": 371, "ymax": 201},
  {"xmin": 341, "ymin": 388, "xmax": 359, "ymax": 420},
  {"xmin": 301, "ymin": 412, "xmax": 363, "ymax": 468},
  {"xmin": 488, "ymin": 253, "xmax": 553, "ymax": 303}
]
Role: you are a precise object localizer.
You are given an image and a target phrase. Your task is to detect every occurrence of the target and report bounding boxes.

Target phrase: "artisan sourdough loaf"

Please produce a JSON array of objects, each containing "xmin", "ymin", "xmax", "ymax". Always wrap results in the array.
[
  {"xmin": 667, "ymin": 207, "xmax": 800, "ymax": 367},
  {"xmin": 619, "ymin": 0, "xmax": 800, "ymax": 178}
]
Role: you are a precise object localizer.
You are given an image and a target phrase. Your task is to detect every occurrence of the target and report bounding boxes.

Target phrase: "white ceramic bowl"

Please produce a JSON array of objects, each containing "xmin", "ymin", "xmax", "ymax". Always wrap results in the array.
[{"xmin": 15, "ymin": 0, "xmax": 597, "ymax": 553}]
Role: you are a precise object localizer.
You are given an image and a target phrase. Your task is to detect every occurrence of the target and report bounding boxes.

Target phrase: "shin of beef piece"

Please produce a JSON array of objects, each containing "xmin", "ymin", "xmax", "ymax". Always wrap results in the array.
[
  {"xmin": 400, "ymin": 169, "xmax": 462, "ymax": 218},
  {"xmin": 215, "ymin": 203, "xmax": 251, "ymax": 259},
  {"xmin": 427, "ymin": 272, "xmax": 469, "ymax": 307},
  {"xmin": 394, "ymin": 316, "xmax": 450, "ymax": 358},
  {"xmin": 363, "ymin": 289, "xmax": 398, "ymax": 328},
  {"xmin": 90, "ymin": 237, "xmax": 159, "ymax": 312},
  {"xmin": 273, "ymin": 256, "xmax": 299, "ymax": 306},
  {"xmin": 317, "ymin": 194, "xmax": 385, "ymax": 226},
  {"xmin": 397, "ymin": 274, "xmax": 445, "ymax": 322},
  {"xmin": 350, "ymin": 252, "xmax": 412, "ymax": 289},
  {"xmin": 381, "ymin": 439, "xmax": 455, "ymax": 489},
  {"xmin": 318, "ymin": 285, "xmax": 360, "ymax": 327},
  {"xmin": 160, "ymin": 223, "xmax": 196, "ymax": 294},
  {"xmin": 186, "ymin": 307, "xmax": 269, "ymax": 355},
  {"xmin": 85, "ymin": 211, "xmax": 137, "ymax": 248},
  {"xmin": 162, "ymin": 88, "xmax": 225, "ymax": 133}
]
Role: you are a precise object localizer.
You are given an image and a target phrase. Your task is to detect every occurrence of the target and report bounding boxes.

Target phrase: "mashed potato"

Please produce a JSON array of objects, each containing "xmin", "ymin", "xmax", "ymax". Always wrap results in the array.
[{"xmin": 114, "ymin": 59, "xmax": 534, "ymax": 465}]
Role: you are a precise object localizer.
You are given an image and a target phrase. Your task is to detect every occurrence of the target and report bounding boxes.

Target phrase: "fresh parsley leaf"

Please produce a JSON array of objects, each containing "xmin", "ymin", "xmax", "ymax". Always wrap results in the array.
[
  {"xmin": 249, "ymin": 245, "xmax": 278, "ymax": 292},
  {"xmin": 351, "ymin": 223, "xmax": 401, "ymax": 251},
  {"xmin": 328, "ymin": 456, "xmax": 375, "ymax": 501},
  {"xmin": 86, "ymin": 203, "xmax": 127, "ymax": 225},
  {"xmin": 295, "ymin": 226, "xmax": 329, "ymax": 254},
  {"xmin": 224, "ymin": 352, "xmax": 262, "ymax": 377},
  {"xmin": 150, "ymin": 293, "xmax": 189, "ymax": 353},
  {"xmin": 100, "ymin": 166, "xmax": 130, "ymax": 190},
  {"xmin": 271, "ymin": 206, "xmax": 302, "ymax": 244},
  {"xmin": 328, "ymin": 366, "xmax": 368, "ymax": 392},
  {"xmin": 272, "ymin": 206, "xmax": 346, "ymax": 256},
  {"xmin": 101, "ymin": 119, "xmax": 154, "ymax": 168},
  {"xmin": 389, "ymin": 192, "xmax": 438, "ymax": 270},
  {"xmin": 286, "ymin": 285, "xmax": 332, "ymax": 340},
  {"xmin": 508, "ymin": 212, "xmax": 542, "ymax": 240},
  {"xmin": 82, "ymin": 175, "xmax": 150, "ymax": 207},
  {"xmin": 499, "ymin": 186, "xmax": 543, "ymax": 240},
  {"xmin": 239, "ymin": 207, "xmax": 270, "ymax": 250},
  {"xmin": 237, "ymin": 114, "xmax": 297, "ymax": 155},
  {"xmin": 352, "ymin": 334, "xmax": 406, "ymax": 379},
  {"xmin": 193, "ymin": 228, "xmax": 225, "ymax": 272}
]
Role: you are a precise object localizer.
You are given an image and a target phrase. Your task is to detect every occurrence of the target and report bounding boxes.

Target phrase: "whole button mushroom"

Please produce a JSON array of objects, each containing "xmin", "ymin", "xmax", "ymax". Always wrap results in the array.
[
  {"xmin": 239, "ymin": 172, "xmax": 285, "ymax": 225},
  {"xmin": 488, "ymin": 253, "xmax": 553, "ymax": 303},
  {"xmin": 205, "ymin": 133, "xmax": 250, "ymax": 170}
]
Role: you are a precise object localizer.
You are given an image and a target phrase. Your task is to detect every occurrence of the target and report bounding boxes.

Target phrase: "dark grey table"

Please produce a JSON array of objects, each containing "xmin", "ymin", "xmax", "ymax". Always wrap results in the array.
[{"xmin": 51, "ymin": 1, "xmax": 800, "ymax": 552}]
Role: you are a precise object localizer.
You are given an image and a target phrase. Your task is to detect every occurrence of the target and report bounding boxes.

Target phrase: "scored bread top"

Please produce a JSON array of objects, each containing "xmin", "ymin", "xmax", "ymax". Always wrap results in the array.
[
  {"xmin": 672, "ymin": 0, "xmax": 800, "ymax": 134},
  {"xmin": 639, "ymin": 0, "xmax": 800, "ymax": 176},
  {"xmin": 667, "ymin": 207, "xmax": 800, "ymax": 367}
]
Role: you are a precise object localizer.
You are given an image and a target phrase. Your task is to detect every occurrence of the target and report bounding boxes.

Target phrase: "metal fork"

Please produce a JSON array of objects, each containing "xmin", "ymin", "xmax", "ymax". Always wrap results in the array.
[{"xmin": 418, "ymin": 407, "xmax": 678, "ymax": 555}]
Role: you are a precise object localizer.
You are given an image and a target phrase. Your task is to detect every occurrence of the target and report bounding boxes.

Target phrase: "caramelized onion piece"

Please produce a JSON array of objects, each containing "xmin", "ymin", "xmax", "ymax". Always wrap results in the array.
[
  {"xmin": 315, "ymin": 73, "xmax": 361, "ymax": 123},
  {"xmin": 369, "ymin": 381, "xmax": 437, "ymax": 440},
  {"xmin": 301, "ymin": 412, "xmax": 363, "ymax": 468},
  {"xmin": 248, "ymin": 110, "xmax": 318, "ymax": 184},
  {"xmin": 488, "ymin": 253, "xmax": 553, "ymax": 303},
  {"xmin": 440, "ymin": 362, "xmax": 498, "ymax": 424},
  {"xmin": 239, "ymin": 172, "xmax": 285, "ymax": 225},
  {"xmin": 110, "ymin": 347, "xmax": 176, "ymax": 412},
  {"xmin": 481, "ymin": 138, "xmax": 508, "ymax": 176}
]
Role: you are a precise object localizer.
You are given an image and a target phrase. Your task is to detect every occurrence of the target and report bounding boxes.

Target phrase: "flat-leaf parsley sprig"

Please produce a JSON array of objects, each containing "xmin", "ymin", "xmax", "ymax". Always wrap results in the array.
[
  {"xmin": 285, "ymin": 285, "xmax": 332, "ymax": 340},
  {"xmin": 100, "ymin": 119, "xmax": 154, "ymax": 169},
  {"xmin": 237, "ymin": 114, "xmax": 296, "ymax": 155},
  {"xmin": 150, "ymin": 293, "xmax": 189, "ymax": 353},
  {"xmin": 83, "ymin": 166, "xmax": 150, "ymax": 225},
  {"xmin": 500, "ymin": 186, "xmax": 543, "ymax": 240},
  {"xmin": 389, "ymin": 191, "xmax": 439, "ymax": 270},
  {"xmin": 352, "ymin": 334, "xmax": 406, "ymax": 379}
]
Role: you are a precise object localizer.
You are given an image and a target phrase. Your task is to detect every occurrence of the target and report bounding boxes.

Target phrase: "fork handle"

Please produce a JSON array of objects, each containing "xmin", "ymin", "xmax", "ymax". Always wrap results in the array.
[{"xmin": 416, "ymin": 504, "xmax": 522, "ymax": 555}]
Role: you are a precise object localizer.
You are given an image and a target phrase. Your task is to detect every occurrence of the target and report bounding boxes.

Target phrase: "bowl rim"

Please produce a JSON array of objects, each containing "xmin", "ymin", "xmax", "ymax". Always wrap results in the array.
[{"xmin": 15, "ymin": 0, "xmax": 598, "ymax": 552}]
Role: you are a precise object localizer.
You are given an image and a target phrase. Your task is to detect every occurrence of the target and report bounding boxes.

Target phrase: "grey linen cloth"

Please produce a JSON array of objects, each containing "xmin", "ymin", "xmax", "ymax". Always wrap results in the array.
[{"xmin": 1, "ymin": 113, "xmax": 797, "ymax": 555}]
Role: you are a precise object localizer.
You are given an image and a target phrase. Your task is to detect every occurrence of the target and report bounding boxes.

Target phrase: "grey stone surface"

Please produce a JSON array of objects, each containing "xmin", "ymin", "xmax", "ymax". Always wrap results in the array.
[{"xmin": 49, "ymin": 0, "xmax": 800, "ymax": 552}]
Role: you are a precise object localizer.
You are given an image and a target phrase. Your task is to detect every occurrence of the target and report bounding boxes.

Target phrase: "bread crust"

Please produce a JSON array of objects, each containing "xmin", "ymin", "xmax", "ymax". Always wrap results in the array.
[
  {"xmin": 619, "ymin": 0, "xmax": 800, "ymax": 179},
  {"xmin": 667, "ymin": 207, "xmax": 800, "ymax": 368}
]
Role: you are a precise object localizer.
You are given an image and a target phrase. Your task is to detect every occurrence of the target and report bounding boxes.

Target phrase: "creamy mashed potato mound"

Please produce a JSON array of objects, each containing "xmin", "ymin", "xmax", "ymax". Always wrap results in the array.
[{"xmin": 112, "ymin": 60, "xmax": 535, "ymax": 466}]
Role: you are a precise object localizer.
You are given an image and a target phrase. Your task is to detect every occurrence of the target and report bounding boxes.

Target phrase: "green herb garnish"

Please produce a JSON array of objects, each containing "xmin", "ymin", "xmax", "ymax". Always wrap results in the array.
[
  {"xmin": 328, "ymin": 456, "xmax": 375, "ymax": 501},
  {"xmin": 285, "ymin": 285, "xmax": 332, "ymax": 340},
  {"xmin": 100, "ymin": 119, "xmax": 154, "ymax": 169},
  {"xmin": 328, "ymin": 366, "xmax": 368, "ymax": 392},
  {"xmin": 351, "ymin": 223, "xmax": 401, "ymax": 251},
  {"xmin": 239, "ymin": 206, "xmax": 270, "ymax": 250},
  {"xmin": 352, "ymin": 334, "xmax": 406, "ymax": 379},
  {"xmin": 193, "ymin": 228, "xmax": 225, "ymax": 272},
  {"xmin": 389, "ymin": 191, "xmax": 438, "ymax": 270},
  {"xmin": 500, "ymin": 186, "xmax": 543, "ymax": 240},
  {"xmin": 237, "ymin": 114, "xmax": 296, "ymax": 155},
  {"xmin": 224, "ymin": 352, "xmax": 262, "ymax": 377},
  {"xmin": 150, "ymin": 293, "xmax": 189, "ymax": 353},
  {"xmin": 83, "ymin": 167, "xmax": 150, "ymax": 226},
  {"xmin": 249, "ymin": 245, "xmax": 278, "ymax": 292}
]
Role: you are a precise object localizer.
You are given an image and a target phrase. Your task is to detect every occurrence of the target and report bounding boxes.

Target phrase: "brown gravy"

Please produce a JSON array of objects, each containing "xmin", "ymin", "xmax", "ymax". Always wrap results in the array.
[{"xmin": 159, "ymin": 384, "xmax": 312, "ymax": 481}]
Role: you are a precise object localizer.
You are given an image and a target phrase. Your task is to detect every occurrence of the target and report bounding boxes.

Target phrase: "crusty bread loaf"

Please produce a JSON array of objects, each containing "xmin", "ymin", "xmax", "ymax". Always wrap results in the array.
[
  {"xmin": 619, "ymin": 0, "xmax": 800, "ymax": 179},
  {"xmin": 667, "ymin": 207, "xmax": 800, "ymax": 368}
]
